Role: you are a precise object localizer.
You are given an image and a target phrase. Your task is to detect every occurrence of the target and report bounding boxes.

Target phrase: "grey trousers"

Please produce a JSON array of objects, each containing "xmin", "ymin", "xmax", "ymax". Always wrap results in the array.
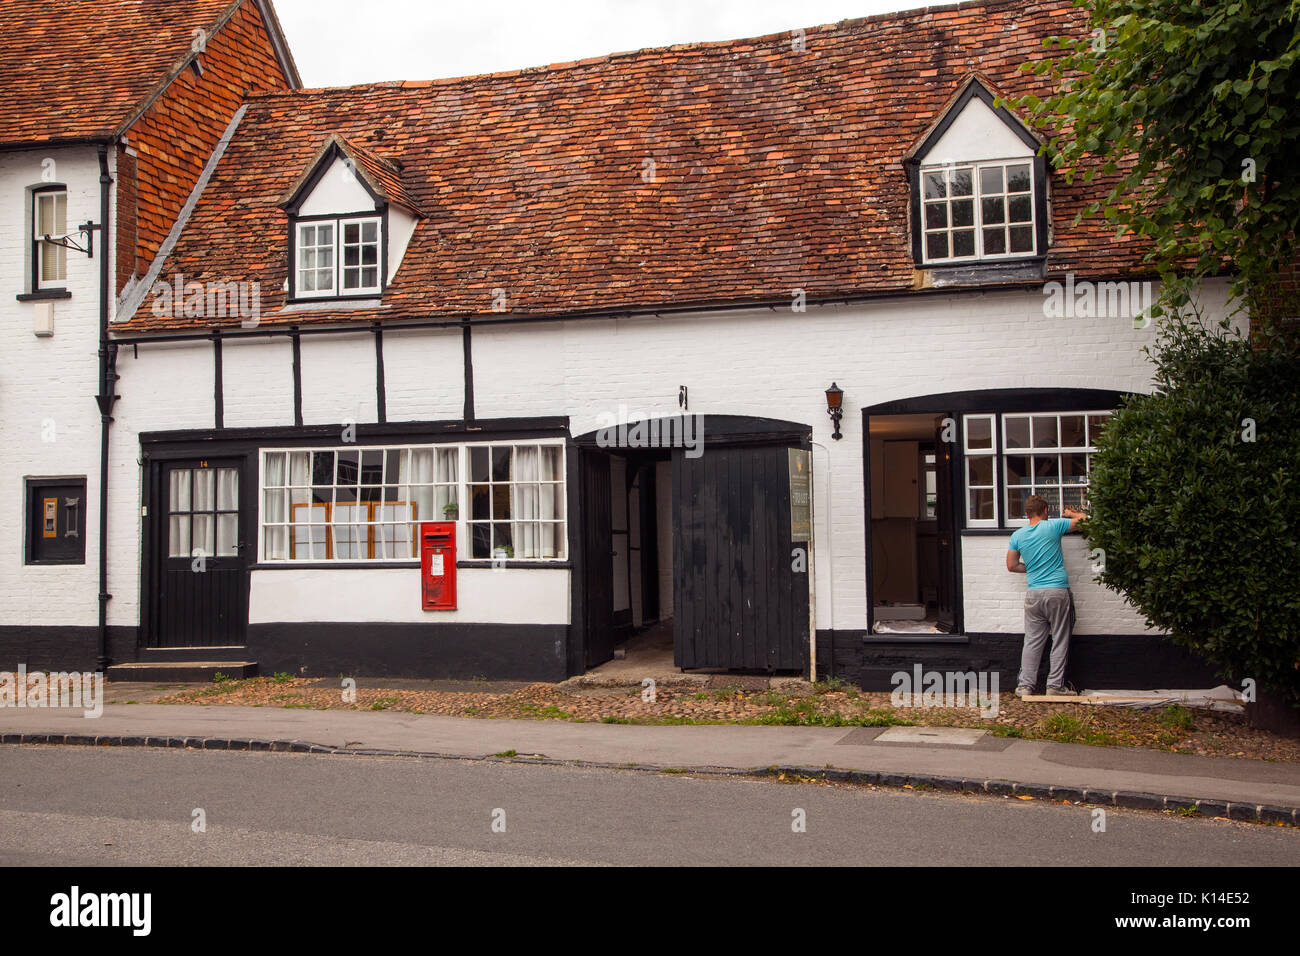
[{"xmin": 1018, "ymin": 588, "xmax": 1074, "ymax": 690}]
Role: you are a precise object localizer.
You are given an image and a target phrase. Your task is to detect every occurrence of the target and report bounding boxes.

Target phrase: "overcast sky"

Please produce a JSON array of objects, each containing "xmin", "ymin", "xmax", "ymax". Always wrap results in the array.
[{"xmin": 274, "ymin": 0, "xmax": 919, "ymax": 87}]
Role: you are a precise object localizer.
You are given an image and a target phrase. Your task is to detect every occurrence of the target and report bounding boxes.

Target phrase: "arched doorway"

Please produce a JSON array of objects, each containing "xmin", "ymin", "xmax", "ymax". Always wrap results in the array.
[{"xmin": 572, "ymin": 415, "xmax": 812, "ymax": 672}]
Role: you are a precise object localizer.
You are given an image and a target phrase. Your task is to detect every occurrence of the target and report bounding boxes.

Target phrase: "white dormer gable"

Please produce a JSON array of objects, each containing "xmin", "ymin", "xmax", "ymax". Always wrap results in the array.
[
  {"xmin": 924, "ymin": 95, "xmax": 1035, "ymax": 166},
  {"xmin": 297, "ymin": 156, "xmax": 378, "ymax": 217}
]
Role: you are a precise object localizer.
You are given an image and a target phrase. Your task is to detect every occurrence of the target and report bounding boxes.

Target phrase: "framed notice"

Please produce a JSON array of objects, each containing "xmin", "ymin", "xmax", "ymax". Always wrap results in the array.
[{"xmin": 788, "ymin": 448, "xmax": 811, "ymax": 541}]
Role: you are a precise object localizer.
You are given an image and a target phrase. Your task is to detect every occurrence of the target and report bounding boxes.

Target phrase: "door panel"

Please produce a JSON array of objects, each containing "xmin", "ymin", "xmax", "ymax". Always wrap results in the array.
[
  {"xmin": 153, "ymin": 459, "xmax": 249, "ymax": 647},
  {"xmin": 673, "ymin": 444, "xmax": 807, "ymax": 670},
  {"xmin": 581, "ymin": 452, "xmax": 615, "ymax": 668}
]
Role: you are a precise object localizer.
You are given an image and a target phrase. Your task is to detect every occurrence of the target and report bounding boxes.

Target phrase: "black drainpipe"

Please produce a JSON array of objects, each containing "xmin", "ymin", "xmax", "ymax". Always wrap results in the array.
[{"xmin": 94, "ymin": 143, "xmax": 117, "ymax": 672}]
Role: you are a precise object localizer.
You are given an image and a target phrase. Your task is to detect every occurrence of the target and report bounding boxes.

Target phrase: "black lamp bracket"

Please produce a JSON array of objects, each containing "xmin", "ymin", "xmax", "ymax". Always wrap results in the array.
[{"xmin": 43, "ymin": 220, "xmax": 101, "ymax": 258}]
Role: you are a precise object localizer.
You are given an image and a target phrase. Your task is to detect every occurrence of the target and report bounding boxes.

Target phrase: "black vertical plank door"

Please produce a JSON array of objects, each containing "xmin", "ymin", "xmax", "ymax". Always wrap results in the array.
[
  {"xmin": 673, "ymin": 444, "xmax": 807, "ymax": 671},
  {"xmin": 581, "ymin": 452, "xmax": 615, "ymax": 668}
]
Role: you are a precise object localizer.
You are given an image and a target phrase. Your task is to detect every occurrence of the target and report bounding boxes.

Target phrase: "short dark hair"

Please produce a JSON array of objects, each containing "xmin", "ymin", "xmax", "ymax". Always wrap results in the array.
[{"xmin": 1025, "ymin": 495, "xmax": 1049, "ymax": 518}]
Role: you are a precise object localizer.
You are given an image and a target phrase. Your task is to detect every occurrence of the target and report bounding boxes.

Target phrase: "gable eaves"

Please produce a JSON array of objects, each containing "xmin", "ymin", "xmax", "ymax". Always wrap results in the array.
[{"xmin": 903, "ymin": 73, "xmax": 1043, "ymax": 165}]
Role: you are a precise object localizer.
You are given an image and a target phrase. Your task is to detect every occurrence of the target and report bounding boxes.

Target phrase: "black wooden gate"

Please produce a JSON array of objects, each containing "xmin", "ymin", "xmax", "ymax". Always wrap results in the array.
[
  {"xmin": 673, "ymin": 443, "xmax": 808, "ymax": 670},
  {"xmin": 581, "ymin": 451, "xmax": 615, "ymax": 668},
  {"xmin": 150, "ymin": 458, "xmax": 249, "ymax": 647}
]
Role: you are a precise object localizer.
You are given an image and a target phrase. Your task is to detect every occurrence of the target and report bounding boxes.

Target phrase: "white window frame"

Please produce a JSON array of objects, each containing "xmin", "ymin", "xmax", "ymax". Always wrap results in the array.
[
  {"xmin": 33, "ymin": 188, "xmax": 68, "ymax": 289},
  {"xmin": 1000, "ymin": 411, "xmax": 1110, "ymax": 527},
  {"xmin": 962, "ymin": 413, "xmax": 999, "ymax": 528},
  {"xmin": 257, "ymin": 440, "xmax": 566, "ymax": 564},
  {"xmin": 293, "ymin": 215, "xmax": 382, "ymax": 299},
  {"xmin": 919, "ymin": 158, "xmax": 1036, "ymax": 265}
]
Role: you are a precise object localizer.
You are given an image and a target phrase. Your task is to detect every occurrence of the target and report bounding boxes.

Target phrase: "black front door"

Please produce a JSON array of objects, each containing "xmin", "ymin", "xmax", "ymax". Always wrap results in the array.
[
  {"xmin": 673, "ymin": 443, "xmax": 808, "ymax": 671},
  {"xmin": 152, "ymin": 458, "xmax": 249, "ymax": 647},
  {"xmin": 581, "ymin": 451, "xmax": 615, "ymax": 668}
]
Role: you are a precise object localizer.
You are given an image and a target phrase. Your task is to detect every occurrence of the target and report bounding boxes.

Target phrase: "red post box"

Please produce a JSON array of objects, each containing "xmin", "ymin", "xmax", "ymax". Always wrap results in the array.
[{"xmin": 420, "ymin": 521, "xmax": 457, "ymax": 610}]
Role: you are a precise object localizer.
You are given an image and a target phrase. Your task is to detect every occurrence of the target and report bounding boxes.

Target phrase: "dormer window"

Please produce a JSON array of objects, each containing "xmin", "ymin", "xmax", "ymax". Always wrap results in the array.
[
  {"xmin": 295, "ymin": 216, "xmax": 381, "ymax": 297},
  {"xmin": 920, "ymin": 159, "xmax": 1035, "ymax": 263},
  {"xmin": 281, "ymin": 134, "xmax": 425, "ymax": 304},
  {"xmin": 907, "ymin": 78, "xmax": 1047, "ymax": 270}
]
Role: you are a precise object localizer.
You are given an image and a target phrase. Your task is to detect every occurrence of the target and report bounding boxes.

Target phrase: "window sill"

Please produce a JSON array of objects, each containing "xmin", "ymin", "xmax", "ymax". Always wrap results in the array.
[
  {"xmin": 960, "ymin": 527, "xmax": 1014, "ymax": 536},
  {"xmin": 17, "ymin": 289, "xmax": 72, "ymax": 301},
  {"xmin": 917, "ymin": 257, "xmax": 1046, "ymax": 288},
  {"xmin": 457, "ymin": 560, "xmax": 571, "ymax": 570},
  {"xmin": 280, "ymin": 296, "xmax": 383, "ymax": 311},
  {"xmin": 863, "ymin": 633, "xmax": 969, "ymax": 644}
]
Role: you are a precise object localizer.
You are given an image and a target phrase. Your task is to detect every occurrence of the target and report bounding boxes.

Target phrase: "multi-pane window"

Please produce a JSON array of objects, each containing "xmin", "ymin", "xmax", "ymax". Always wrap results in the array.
[
  {"xmin": 921, "ymin": 160, "xmax": 1035, "ymax": 263},
  {"xmin": 169, "ymin": 467, "xmax": 240, "ymax": 558},
  {"xmin": 1002, "ymin": 412, "xmax": 1109, "ymax": 524},
  {"xmin": 963, "ymin": 414, "xmax": 998, "ymax": 526},
  {"xmin": 294, "ymin": 216, "xmax": 381, "ymax": 298},
  {"xmin": 341, "ymin": 220, "xmax": 380, "ymax": 292},
  {"xmin": 296, "ymin": 222, "xmax": 335, "ymax": 295},
  {"xmin": 467, "ymin": 444, "xmax": 566, "ymax": 561},
  {"xmin": 259, "ymin": 443, "xmax": 565, "ymax": 562},
  {"xmin": 961, "ymin": 411, "xmax": 1110, "ymax": 528},
  {"xmin": 33, "ymin": 188, "xmax": 68, "ymax": 288}
]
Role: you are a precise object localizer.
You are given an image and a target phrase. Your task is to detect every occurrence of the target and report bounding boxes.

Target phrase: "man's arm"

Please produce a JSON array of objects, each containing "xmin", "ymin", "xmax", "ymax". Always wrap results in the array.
[
  {"xmin": 1006, "ymin": 549, "xmax": 1026, "ymax": 573},
  {"xmin": 1062, "ymin": 508, "xmax": 1088, "ymax": 533}
]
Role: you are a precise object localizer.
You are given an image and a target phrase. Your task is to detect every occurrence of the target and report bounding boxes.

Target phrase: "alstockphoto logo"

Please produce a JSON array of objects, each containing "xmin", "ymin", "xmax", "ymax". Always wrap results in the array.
[
  {"xmin": 1042, "ymin": 273, "xmax": 1154, "ymax": 326},
  {"xmin": 0, "ymin": 665, "xmax": 103, "ymax": 718},
  {"xmin": 890, "ymin": 664, "xmax": 1000, "ymax": 718},
  {"xmin": 150, "ymin": 272, "xmax": 261, "ymax": 327},
  {"xmin": 594, "ymin": 405, "xmax": 704, "ymax": 459},
  {"xmin": 50, "ymin": 886, "xmax": 151, "ymax": 936}
]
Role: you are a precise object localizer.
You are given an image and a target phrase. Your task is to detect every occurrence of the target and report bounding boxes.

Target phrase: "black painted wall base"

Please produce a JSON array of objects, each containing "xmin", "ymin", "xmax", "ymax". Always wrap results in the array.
[
  {"xmin": 247, "ymin": 622, "xmax": 569, "ymax": 682},
  {"xmin": 0, "ymin": 626, "xmax": 139, "ymax": 672},
  {"xmin": 814, "ymin": 629, "xmax": 1222, "ymax": 691}
]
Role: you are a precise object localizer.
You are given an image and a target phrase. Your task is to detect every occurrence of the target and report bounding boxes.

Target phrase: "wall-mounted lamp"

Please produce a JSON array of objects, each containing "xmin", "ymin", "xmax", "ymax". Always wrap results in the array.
[{"xmin": 825, "ymin": 382, "xmax": 844, "ymax": 440}]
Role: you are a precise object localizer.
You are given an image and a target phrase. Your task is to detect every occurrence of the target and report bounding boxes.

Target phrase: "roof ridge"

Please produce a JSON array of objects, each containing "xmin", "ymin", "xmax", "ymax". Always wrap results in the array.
[{"xmin": 242, "ymin": 0, "xmax": 1037, "ymax": 96}]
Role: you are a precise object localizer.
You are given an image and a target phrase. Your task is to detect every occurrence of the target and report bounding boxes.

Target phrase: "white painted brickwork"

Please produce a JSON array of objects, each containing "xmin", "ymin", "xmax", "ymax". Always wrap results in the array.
[
  {"xmin": 0, "ymin": 148, "xmax": 108, "ymax": 627},
  {"xmin": 961, "ymin": 534, "xmax": 1155, "ymax": 634}
]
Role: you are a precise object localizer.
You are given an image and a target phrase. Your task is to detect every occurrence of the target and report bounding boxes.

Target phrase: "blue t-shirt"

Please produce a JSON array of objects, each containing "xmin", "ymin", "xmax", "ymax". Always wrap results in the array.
[{"xmin": 1009, "ymin": 518, "xmax": 1072, "ymax": 589}]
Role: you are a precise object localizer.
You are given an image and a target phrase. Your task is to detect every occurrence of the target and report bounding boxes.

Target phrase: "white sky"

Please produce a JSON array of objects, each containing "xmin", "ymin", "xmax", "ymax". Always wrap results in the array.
[{"xmin": 273, "ymin": 0, "xmax": 921, "ymax": 87}]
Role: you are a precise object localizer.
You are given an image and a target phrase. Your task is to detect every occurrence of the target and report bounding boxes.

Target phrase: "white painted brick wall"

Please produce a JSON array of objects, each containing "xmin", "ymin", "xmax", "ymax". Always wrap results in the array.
[
  {"xmin": 0, "ymin": 148, "xmax": 109, "ymax": 627},
  {"xmin": 961, "ymin": 534, "xmax": 1155, "ymax": 634}
]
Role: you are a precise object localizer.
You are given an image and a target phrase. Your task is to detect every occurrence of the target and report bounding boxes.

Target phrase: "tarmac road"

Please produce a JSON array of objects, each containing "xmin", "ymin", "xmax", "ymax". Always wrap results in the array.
[{"xmin": 1, "ymin": 745, "xmax": 1296, "ymax": 866}]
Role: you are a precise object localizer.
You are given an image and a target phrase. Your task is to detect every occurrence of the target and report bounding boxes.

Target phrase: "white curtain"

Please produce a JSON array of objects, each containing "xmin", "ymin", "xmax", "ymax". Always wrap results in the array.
[
  {"xmin": 512, "ymin": 446, "xmax": 538, "ymax": 559},
  {"xmin": 263, "ymin": 455, "xmax": 286, "ymax": 560}
]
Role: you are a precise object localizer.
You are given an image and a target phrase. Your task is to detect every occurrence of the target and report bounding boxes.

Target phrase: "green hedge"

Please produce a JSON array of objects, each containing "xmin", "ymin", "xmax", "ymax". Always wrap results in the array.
[{"xmin": 1084, "ymin": 308, "xmax": 1300, "ymax": 707}]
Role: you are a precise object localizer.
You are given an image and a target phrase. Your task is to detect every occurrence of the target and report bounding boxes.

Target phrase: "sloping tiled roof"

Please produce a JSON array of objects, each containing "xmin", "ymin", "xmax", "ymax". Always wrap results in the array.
[
  {"xmin": 119, "ymin": 0, "xmax": 1154, "ymax": 333},
  {"xmin": 0, "ymin": 0, "xmax": 281, "ymax": 146}
]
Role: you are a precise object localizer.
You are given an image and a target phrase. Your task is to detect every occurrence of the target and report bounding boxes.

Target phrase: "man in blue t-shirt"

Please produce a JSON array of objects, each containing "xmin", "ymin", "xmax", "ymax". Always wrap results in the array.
[{"xmin": 1006, "ymin": 495, "xmax": 1088, "ymax": 697}]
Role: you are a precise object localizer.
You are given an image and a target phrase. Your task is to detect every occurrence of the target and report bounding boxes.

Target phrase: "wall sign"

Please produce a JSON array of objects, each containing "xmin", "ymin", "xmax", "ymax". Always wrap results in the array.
[{"xmin": 788, "ymin": 448, "xmax": 811, "ymax": 541}]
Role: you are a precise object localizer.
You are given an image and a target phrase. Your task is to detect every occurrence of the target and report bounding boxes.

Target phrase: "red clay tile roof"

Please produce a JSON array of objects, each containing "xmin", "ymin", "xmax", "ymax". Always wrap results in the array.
[
  {"xmin": 119, "ymin": 0, "xmax": 1155, "ymax": 334},
  {"xmin": 0, "ymin": 0, "xmax": 279, "ymax": 146}
]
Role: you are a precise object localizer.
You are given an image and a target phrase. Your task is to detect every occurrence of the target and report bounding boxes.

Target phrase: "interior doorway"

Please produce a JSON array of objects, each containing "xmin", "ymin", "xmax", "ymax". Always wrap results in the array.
[{"xmin": 867, "ymin": 413, "xmax": 957, "ymax": 634}]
